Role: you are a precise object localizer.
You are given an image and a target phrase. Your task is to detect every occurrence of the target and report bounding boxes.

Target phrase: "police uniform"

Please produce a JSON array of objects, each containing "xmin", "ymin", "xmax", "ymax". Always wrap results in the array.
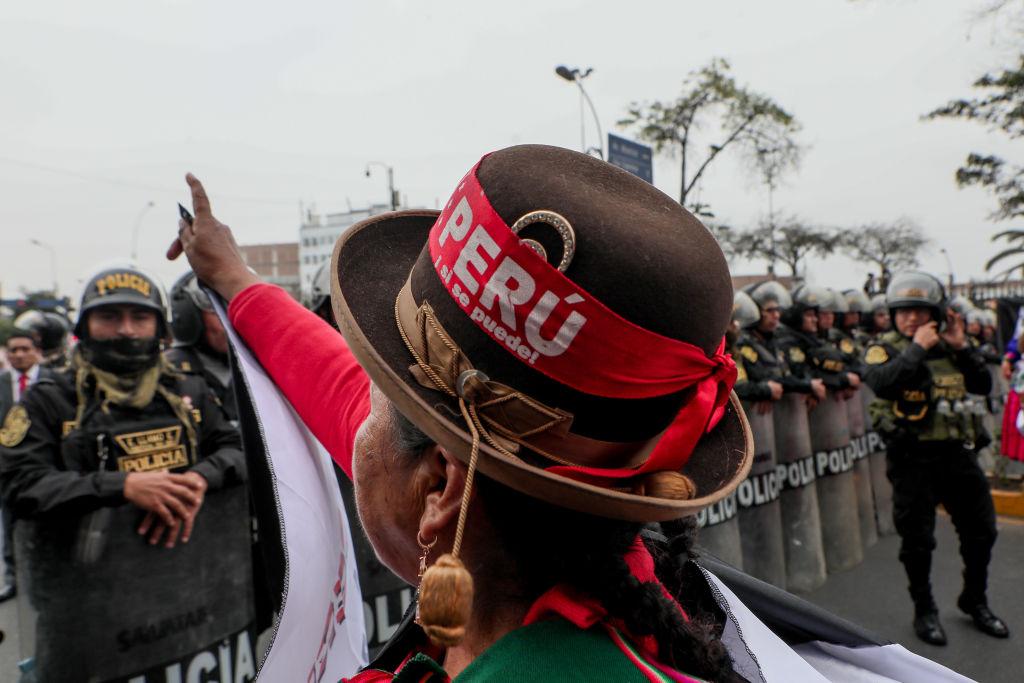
[
  {"xmin": 167, "ymin": 271, "xmax": 238, "ymax": 423},
  {"xmin": 864, "ymin": 271, "xmax": 1007, "ymax": 644},
  {"xmin": 0, "ymin": 267, "xmax": 244, "ymax": 519},
  {"xmin": 776, "ymin": 285, "xmax": 851, "ymax": 392},
  {"xmin": 735, "ymin": 329, "xmax": 814, "ymax": 400}
]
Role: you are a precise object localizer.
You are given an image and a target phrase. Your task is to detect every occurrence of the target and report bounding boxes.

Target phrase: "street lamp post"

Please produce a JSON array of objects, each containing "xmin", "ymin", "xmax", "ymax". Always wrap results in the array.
[
  {"xmin": 365, "ymin": 162, "xmax": 398, "ymax": 211},
  {"xmin": 555, "ymin": 65, "xmax": 604, "ymax": 159},
  {"xmin": 940, "ymin": 247, "xmax": 955, "ymax": 290},
  {"xmin": 29, "ymin": 238, "xmax": 57, "ymax": 295},
  {"xmin": 131, "ymin": 200, "xmax": 156, "ymax": 262}
]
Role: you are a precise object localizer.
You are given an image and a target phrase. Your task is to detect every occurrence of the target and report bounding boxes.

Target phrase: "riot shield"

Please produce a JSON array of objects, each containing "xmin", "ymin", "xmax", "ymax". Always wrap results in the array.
[
  {"xmin": 736, "ymin": 402, "xmax": 786, "ymax": 587},
  {"xmin": 695, "ymin": 492, "xmax": 743, "ymax": 569},
  {"xmin": 846, "ymin": 389, "xmax": 878, "ymax": 549},
  {"xmin": 772, "ymin": 393, "xmax": 826, "ymax": 592},
  {"xmin": 861, "ymin": 385, "xmax": 895, "ymax": 535},
  {"xmin": 807, "ymin": 392, "xmax": 863, "ymax": 573},
  {"xmin": 15, "ymin": 486, "xmax": 256, "ymax": 683},
  {"xmin": 336, "ymin": 474, "xmax": 414, "ymax": 658}
]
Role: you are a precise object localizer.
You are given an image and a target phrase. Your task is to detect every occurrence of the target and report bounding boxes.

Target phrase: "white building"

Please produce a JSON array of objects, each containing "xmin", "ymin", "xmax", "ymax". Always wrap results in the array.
[{"xmin": 298, "ymin": 204, "xmax": 390, "ymax": 299}]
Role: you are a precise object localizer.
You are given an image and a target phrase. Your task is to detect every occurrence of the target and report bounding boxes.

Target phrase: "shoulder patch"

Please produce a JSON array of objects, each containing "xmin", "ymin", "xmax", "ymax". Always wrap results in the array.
[
  {"xmin": 840, "ymin": 338, "xmax": 855, "ymax": 355},
  {"xmin": 865, "ymin": 345, "xmax": 889, "ymax": 365},
  {"xmin": 788, "ymin": 347, "xmax": 806, "ymax": 364},
  {"xmin": 0, "ymin": 405, "xmax": 31, "ymax": 447},
  {"xmin": 740, "ymin": 345, "xmax": 758, "ymax": 363}
]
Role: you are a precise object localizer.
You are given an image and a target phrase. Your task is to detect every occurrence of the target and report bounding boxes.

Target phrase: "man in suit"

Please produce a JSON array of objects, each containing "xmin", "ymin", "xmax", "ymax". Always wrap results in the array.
[{"xmin": 0, "ymin": 328, "xmax": 50, "ymax": 602}]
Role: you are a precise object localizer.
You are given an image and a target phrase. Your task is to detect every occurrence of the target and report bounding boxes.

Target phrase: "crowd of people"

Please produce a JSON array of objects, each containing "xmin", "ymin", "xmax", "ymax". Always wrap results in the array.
[
  {"xmin": 728, "ymin": 274, "xmax": 1010, "ymax": 647},
  {"xmin": 0, "ymin": 144, "xmax": 1017, "ymax": 681}
]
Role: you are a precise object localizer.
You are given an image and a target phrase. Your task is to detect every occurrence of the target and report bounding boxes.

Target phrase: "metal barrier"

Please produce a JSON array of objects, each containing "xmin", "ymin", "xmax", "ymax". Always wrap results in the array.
[
  {"xmin": 695, "ymin": 491, "xmax": 743, "ymax": 569},
  {"xmin": 736, "ymin": 402, "xmax": 786, "ymax": 587},
  {"xmin": 15, "ymin": 486, "xmax": 256, "ymax": 682},
  {"xmin": 846, "ymin": 389, "xmax": 878, "ymax": 549},
  {"xmin": 807, "ymin": 392, "xmax": 863, "ymax": 573},
  {"xmin": 772, "ymin": 393, "xmax": 826, "ymax": 592},
  {"xmin": 861, "ymin": 385, "xmax": 895, "ymax": 535}
]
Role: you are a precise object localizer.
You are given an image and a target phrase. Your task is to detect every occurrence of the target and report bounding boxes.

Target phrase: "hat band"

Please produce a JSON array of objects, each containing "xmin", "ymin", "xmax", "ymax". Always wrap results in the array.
[
  {"xmin": 428, "ymin": 160, "xmax": 736, "ymax": 401},
  {"xmin": 395, "ymin": 279, "xmax": 662, "ymax": 472}
]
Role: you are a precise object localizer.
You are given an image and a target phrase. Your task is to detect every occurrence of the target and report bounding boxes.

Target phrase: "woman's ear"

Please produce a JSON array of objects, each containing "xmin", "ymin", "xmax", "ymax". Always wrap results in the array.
[{"xmin": 417, "ymin": 445, "xmax": 467, "ymax": 545}]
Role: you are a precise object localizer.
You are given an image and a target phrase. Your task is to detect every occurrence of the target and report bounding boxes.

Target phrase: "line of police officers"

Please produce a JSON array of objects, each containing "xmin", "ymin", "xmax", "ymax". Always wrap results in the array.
[
  {"xmin": 0, "ymin": 262, "xmax": 1009, "ymax": 674},
  {"xmin": 730, "ymin": 272, "xmax": 1009, "ymax": 646}
]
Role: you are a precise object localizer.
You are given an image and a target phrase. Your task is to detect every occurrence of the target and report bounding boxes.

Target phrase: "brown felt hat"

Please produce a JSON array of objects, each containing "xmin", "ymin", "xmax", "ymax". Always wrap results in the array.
[{"xmin": 331, "ymin": 145, "xmax": 752, "ymax": 521}]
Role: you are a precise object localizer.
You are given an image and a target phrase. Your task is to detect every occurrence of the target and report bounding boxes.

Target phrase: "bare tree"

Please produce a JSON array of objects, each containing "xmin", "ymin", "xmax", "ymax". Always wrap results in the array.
[
  {"xmin": 838, "ymin": 219, "xmax": 929, "ymax": 281},
  {"xmin": 618, "ymin": 58, "xmax": 802, "ymax": 213},
  {"xmin": 736, "ymin": 216, "xmax": 834, "ymax": 278}
]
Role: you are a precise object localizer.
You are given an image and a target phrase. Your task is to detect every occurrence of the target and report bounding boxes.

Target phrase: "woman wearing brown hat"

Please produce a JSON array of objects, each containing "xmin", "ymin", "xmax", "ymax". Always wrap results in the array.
[{"xmin": 170, "ymin": 146, "xmax": 759, "ymax": 681}]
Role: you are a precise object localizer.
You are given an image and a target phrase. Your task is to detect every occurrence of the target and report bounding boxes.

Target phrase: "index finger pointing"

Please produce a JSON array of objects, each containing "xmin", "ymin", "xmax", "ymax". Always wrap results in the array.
[{"xmin": 186, "ymin": 173, "xmax": 213, "ymax": 219}]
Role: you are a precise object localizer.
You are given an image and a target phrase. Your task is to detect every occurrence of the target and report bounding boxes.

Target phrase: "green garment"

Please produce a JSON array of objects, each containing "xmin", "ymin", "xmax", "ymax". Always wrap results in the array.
[{"xmin": 388, "ymin": 619, "xmax": 707, "ymax": 683}]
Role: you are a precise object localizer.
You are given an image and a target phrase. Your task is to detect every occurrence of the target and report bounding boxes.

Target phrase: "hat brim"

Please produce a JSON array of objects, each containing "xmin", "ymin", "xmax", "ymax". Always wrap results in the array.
[{"xmin": 331, "ymin": 211, "xmax": 753, "ymax": 522}]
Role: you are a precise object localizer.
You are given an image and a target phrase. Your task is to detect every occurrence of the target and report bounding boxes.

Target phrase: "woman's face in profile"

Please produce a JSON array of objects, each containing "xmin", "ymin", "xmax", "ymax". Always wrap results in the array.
[{"xmin": 352, "ymin": 382, "xmax": 422, "ymax": 583}]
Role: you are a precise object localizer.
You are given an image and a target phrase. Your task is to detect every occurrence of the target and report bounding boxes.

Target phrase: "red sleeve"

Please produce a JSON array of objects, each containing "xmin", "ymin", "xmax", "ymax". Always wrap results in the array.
[{"xmin": 228, "ymin": 283, "xmax": 369, "ymax": 479}]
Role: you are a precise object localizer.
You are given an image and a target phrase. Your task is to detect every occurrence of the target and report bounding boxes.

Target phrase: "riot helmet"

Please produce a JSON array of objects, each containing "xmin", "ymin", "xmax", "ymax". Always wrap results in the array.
[
  {"xmin": 870, "ymin": 294, "xmax": 888, "ymax": 315},
  {"xmin": 821, "ymin": 289, "xmax": 849, "ymax": 314},
  {"xmin": 885, "ymin": 270, "xmax": 945, "ymax": 322},
  {"xmin": 948, "ymin": 295, "xmax": 974, "ymax": 319},
  {"xmin": 745, "ymin": 280, "xmax": 793, "ymax": 311},
  {"xmin": 843, "ymin": 289, "xmax": 871, "ymax": 314},
  {"xmin": 782, "ymin": 283, "xmax": 827, "ymax": 330},
  {"xmin": 732, "ymin": 290, "xmax": 760, "ymax": 329},
  {"xmin": 170, "ymin": 271, "xmax": 214, "ymax": 346},
  {"xmin": 965, "ymin": 308, "xmax": 985, "ymax": 328},
  {"xmin": 13, "ymin": 310, "xmax": 69, "ymax": 356},
  {"xmin": 309, "ymin": 261, "xmax": 331, "ymax": 315},
  {"xmin": 74, "ymin": 266, "xmax": 168, "ymax": 338}
]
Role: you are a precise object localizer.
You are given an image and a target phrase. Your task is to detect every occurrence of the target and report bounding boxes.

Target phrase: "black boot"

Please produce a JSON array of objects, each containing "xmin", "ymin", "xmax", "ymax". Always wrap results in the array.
[
  {"xmin": 957, "ymin": 594, "xmax": 1009, "ymax": 638},
  {"xmin": 913, "ymin": 604, "xmax": 948, "ymax": 646}
]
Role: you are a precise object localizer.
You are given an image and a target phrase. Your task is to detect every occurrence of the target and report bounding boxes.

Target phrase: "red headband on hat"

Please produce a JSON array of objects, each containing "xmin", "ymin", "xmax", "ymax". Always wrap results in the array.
[{"xmin": 427, "ymin": 161, "xmax": 736, "ymax": 478}]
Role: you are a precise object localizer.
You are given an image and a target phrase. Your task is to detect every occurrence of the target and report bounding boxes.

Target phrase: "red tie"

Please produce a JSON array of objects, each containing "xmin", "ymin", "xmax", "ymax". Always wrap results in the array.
[{"xmin": 18, "ymin": 373, "xmax": 28, "ymax": 396}]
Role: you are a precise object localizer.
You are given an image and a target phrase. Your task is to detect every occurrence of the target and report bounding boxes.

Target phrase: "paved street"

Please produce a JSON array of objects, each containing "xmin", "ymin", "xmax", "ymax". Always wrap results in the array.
[{"xmin": 804, "ymin": 513, "xmax": 1024, "ymax": 683}]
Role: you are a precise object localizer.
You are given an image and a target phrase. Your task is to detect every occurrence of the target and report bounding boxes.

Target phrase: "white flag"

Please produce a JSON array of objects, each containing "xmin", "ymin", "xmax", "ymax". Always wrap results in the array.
[{"xmin": 214, "ymin": 297, "xmax": 369, "ymax": 681}]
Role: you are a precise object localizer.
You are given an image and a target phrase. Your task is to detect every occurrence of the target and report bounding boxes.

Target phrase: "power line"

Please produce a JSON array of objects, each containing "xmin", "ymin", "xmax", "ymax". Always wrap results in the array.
[{"xmin": 0, "ymin": 155, "xmax": 300, "ymax": 207}]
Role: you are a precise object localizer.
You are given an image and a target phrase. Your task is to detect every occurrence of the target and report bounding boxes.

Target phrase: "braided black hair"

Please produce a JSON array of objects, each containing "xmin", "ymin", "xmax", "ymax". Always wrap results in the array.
[{"xmin": 391, "ymin": 408, "xmax": 746, "ymax": 682}]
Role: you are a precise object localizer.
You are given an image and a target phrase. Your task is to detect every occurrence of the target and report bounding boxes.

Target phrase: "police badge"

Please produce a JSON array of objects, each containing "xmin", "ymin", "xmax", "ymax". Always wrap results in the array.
[{"xmin": 0, "ymin": 404, "xmax": 30, "ymax": 447}]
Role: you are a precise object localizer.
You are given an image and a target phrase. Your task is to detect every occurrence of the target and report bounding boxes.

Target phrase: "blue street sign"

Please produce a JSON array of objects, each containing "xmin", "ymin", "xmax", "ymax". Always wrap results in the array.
[{"xmin": 607, "ymin": 134, "xmax": 653, "ymax": 184}]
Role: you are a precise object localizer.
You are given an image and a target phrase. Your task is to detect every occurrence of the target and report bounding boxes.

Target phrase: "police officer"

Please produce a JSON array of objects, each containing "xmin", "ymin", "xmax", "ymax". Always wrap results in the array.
[
  {"xmin": 166, "ymin": 271, "xmax": 237, "ymax": 422},
  {"xmin": 843, "ymin": 289, "xmax": 873, "ymax": 348},
  {"xmin": 13, "ymin": 310, "xmax": 71, "ymax": 369},
  {"xmin": 865, "ymin": 293, "xmax": 891, "ymax": 340},
  {"xmin": 777, "ymin": 284, "xmax": 857, "ymax": 395},
  {"xmin": 736, "ymin": 281, "xmax": 826, "ymax": 409},
  {"xmin": 824, "ymin": 289, "xmax": 864, "ymax": 380},
  {"xmin": 864, "ymin": 271, "xmax": 1008, "ymax": 645},
  {"xmin": 0, "ymin": 265, "xmax": 245, "ymax": 546}
]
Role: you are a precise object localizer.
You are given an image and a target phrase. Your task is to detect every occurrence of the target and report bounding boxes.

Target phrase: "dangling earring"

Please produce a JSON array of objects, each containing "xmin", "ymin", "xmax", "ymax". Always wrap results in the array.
[{"xmin": 417, "ymin": 531, "xmax": 437, "ymax": 582}]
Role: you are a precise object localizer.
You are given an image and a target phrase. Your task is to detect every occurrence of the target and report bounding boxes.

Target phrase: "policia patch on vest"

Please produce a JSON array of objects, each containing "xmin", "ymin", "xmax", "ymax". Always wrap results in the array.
[
  {"xmin": 0, "ymin": 405, "xmax": 30, "ymax": 447},
  {"xmin": 865, "ymin": 345, "xmax": 889, "ymax": 365},
  {"xmin": 840, "ymin": 338, "xmax": 855, "ymax": 355},
  {"xmin": 789, "ymin": 347, "xmax": 806, "ymax": 364},
  {"xmin": 114, "ymin": 426, "xmax": 189, "ymax": 473}
]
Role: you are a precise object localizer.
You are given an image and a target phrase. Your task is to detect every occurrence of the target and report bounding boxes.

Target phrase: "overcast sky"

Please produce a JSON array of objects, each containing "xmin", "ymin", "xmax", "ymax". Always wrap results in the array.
[{"xmin": 1, "ymin": 0, "xmax": 1020, "ymax": 301}]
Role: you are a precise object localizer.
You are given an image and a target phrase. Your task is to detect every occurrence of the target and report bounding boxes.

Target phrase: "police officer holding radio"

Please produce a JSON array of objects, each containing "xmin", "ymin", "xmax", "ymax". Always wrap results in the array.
[
  {"xmin": 0, "ymin": 265, "xmax": 245, "ymax": 546},
  {"xmin": 864, "ymin": 271, "xmax": 1008, "ymax": 645},
  {"xmin": 166, "ymin": 271, "xmax": 237, "ymax": 423}
]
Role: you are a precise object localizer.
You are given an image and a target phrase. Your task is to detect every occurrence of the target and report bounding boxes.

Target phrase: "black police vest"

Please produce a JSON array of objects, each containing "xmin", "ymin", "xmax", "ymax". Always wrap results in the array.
[
  {"xmin": 736, "ymin": 331, "xmax": 786, "ymax": 381},
  {"xmin": 61, "ymin": 382, "xmax": 200, "ymax": 475}
]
